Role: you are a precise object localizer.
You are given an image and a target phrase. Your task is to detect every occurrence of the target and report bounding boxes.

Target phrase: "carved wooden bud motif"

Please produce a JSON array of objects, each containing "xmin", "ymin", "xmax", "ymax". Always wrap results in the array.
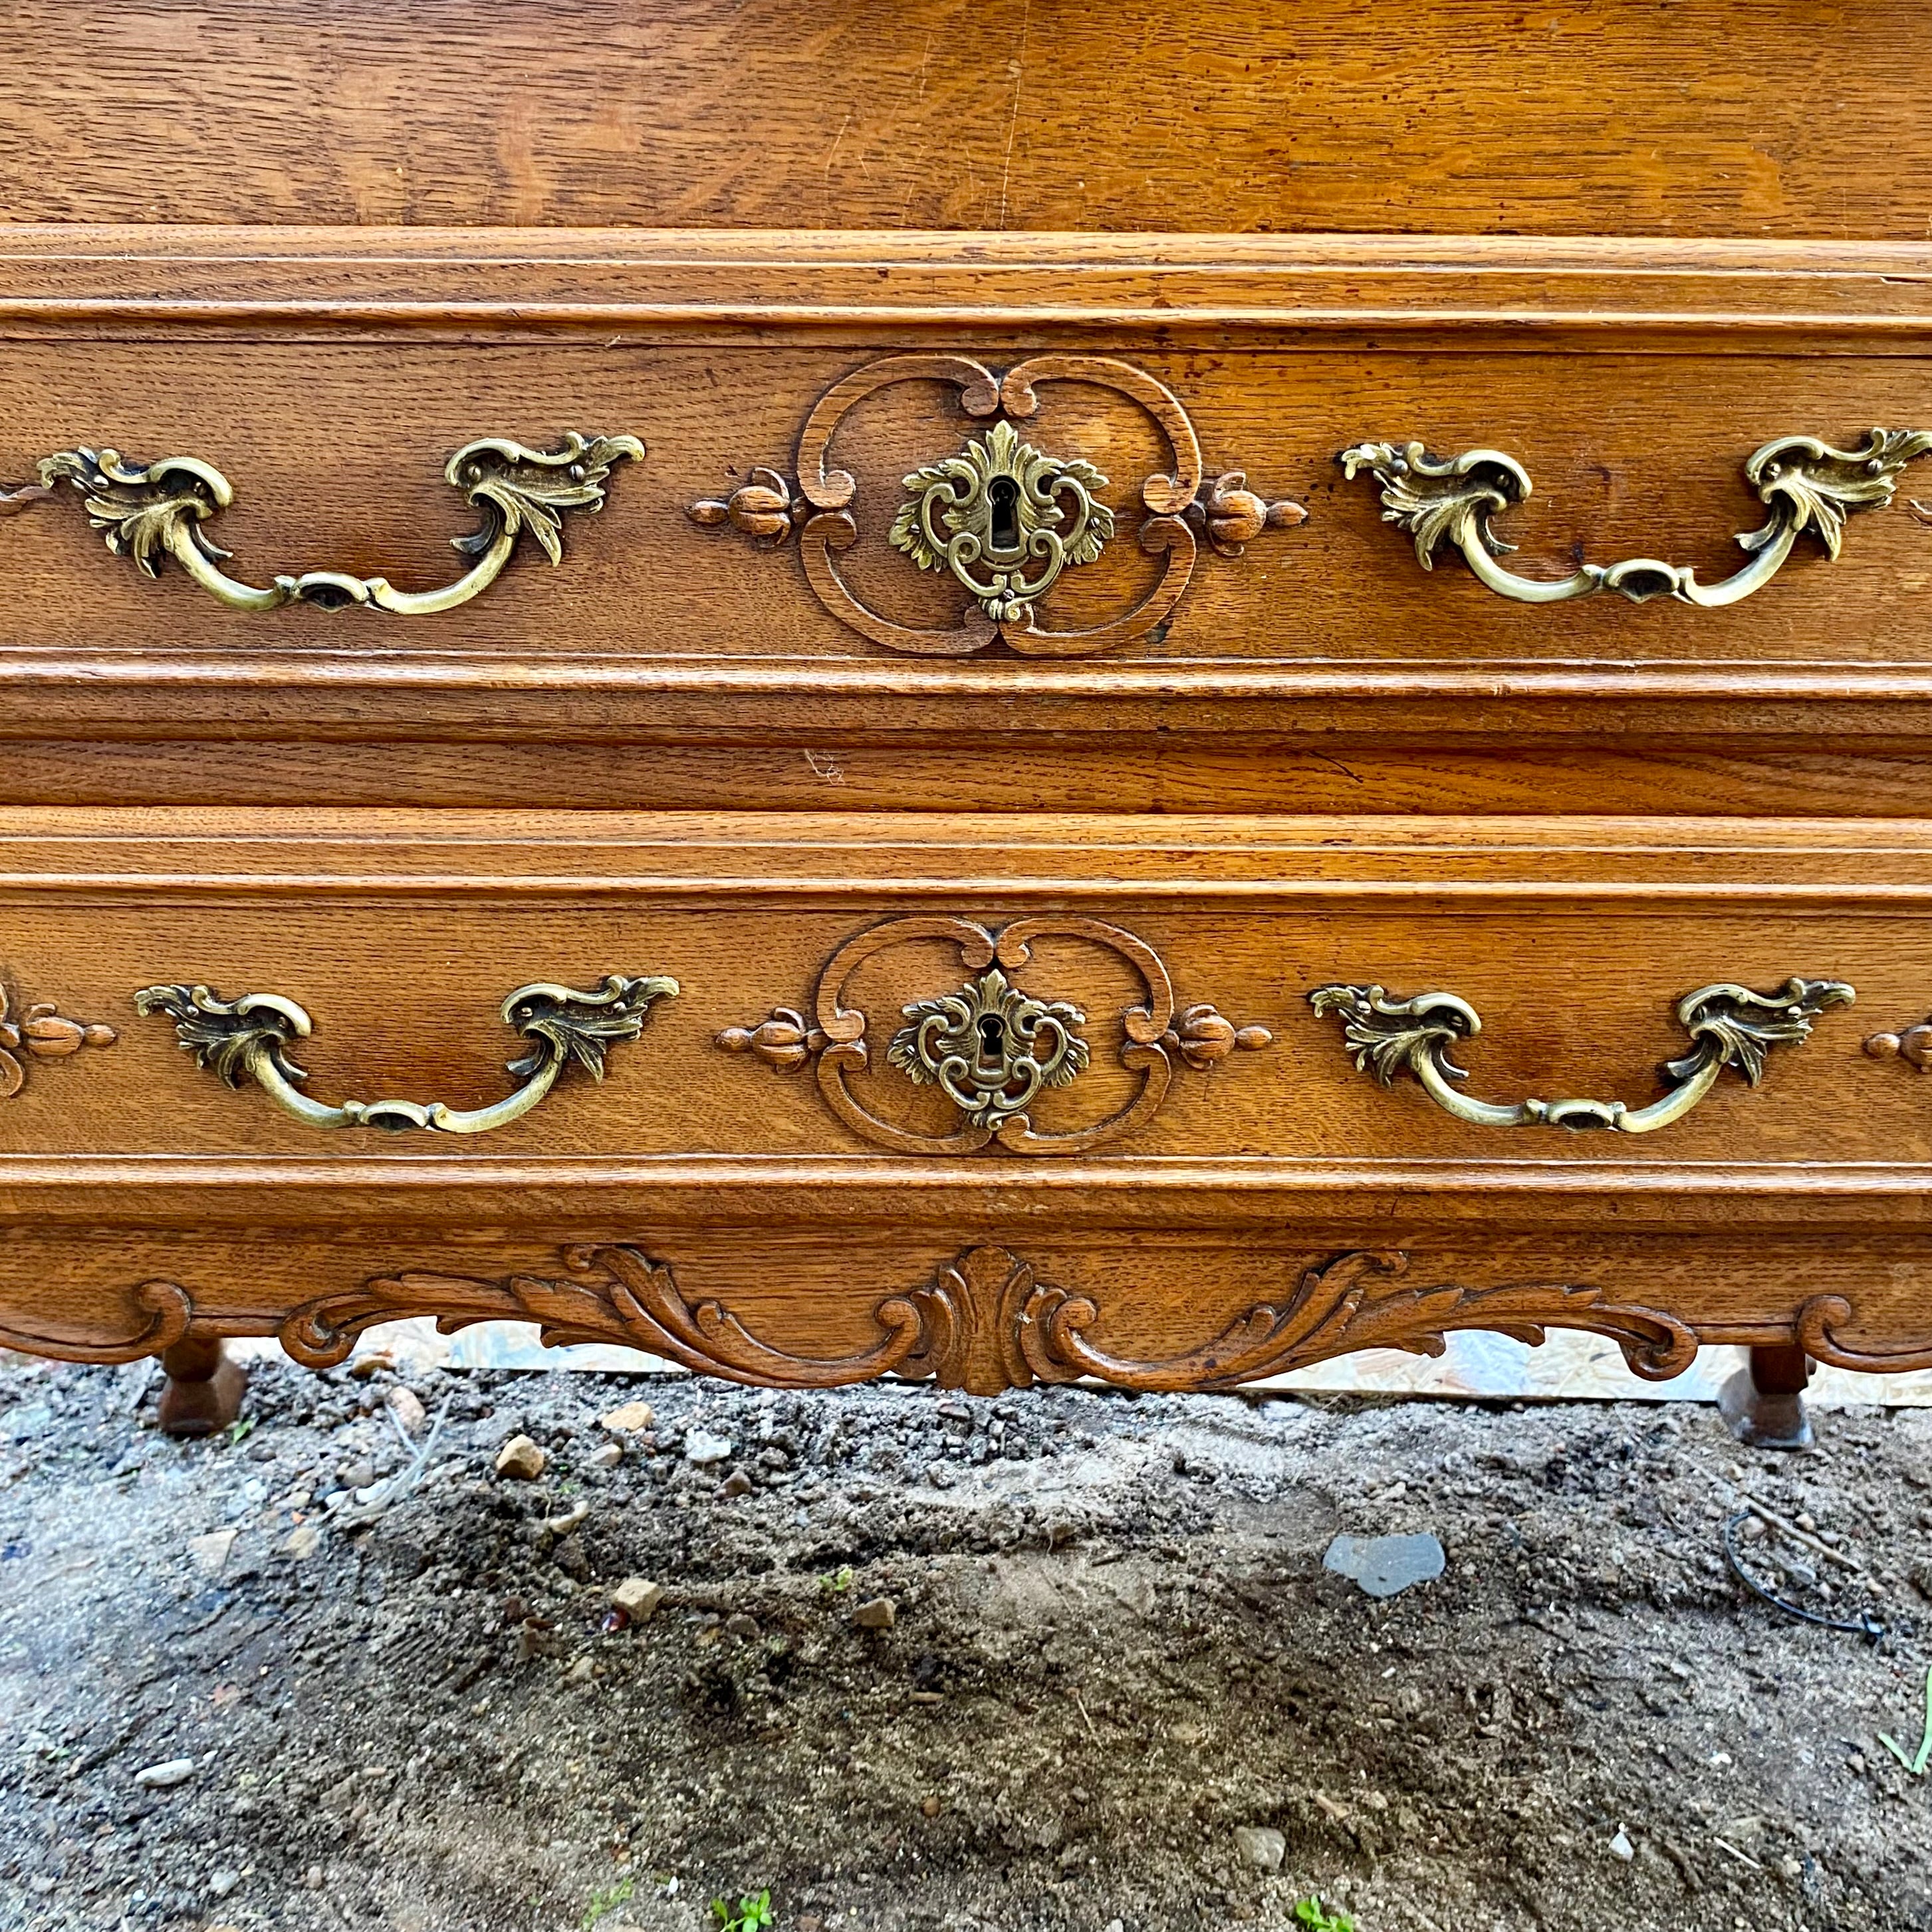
[
  {"xmin": 686, "ymin": 466, "xmax": 802, "ymax": 547},
  {"xmin": 1193, "ymin": 471, "xmax": 1308, "ymax": 558},
  {"xmin": 716, "ymin": 1007, "xmax": 827, "ymax": 1072},
  {"xmin": 1161, "ymin": 1003, "xmax": 1273, "ymax": 1071},
  {"xmin": 0, "ymin": 984, "xmax": 117, "ymax": 1100},
  {"xmin": 1865, "ymin": 1023, "xmax": 1932, "ymax": 1071}
]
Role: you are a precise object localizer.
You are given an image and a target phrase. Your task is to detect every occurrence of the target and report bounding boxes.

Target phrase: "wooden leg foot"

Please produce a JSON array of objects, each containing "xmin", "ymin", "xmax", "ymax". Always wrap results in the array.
[
  {"xmin": 1719, "ymin": 1342, "xmax": 1814, "ymax": 1451},
  {"xmin": 157, "ymin": 1335, "xmax": 247, "ymax": 1439}
]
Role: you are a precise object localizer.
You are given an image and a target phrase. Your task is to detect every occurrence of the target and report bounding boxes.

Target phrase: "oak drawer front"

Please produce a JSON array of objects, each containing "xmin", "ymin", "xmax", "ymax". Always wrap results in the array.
[
  {"xmin": 1, "ymin": 809, "xmax": 1928, "ymax": 1169},
  {"xmin": 10, "ymin": 308, "xmax": 1932, "ymax": 675}
]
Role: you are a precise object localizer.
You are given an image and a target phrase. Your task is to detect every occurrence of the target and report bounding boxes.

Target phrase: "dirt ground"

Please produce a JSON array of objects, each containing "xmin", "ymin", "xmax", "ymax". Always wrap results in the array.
[{"xmin": 3, "ymin": 1349, "xmax": 1931, "ymax": 1932}]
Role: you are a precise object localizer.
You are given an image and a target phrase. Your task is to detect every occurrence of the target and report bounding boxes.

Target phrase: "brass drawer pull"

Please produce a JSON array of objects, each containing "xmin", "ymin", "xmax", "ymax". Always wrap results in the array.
[
  {"xmin": 33, "ymin": 431, "xmax": 641, "ymax": 614},
  {"xmin": 134, "ymin": 975, "xmax": 676, "ymax": 1134},
  {"xmin": 1338, "ymin": 430, "xmax": 1931, "ymax": 608},
  {"xmin": 1310, "ymin": 977, "xmax": 1852, "ymax": 1133}
]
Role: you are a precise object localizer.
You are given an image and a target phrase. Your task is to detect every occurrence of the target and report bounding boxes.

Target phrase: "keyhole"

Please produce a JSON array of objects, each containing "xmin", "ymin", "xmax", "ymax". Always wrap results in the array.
[
  {"xmin": 987, "ymin": 475, "xmax": 1021, "ymax": 550},
  {"xmin": 977, "ymin": 1015, "xmax": 1006, "ymax": 1056}
]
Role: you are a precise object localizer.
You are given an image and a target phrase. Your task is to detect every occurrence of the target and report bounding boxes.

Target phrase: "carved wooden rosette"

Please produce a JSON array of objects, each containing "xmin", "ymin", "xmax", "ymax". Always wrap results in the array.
[
  {"xmin": 687, "ymin": 352, "xmax": 1302, "ymax": 658},
  {"xmin": 0, "ymin": 980, "xmax": 117, "ymax": 1100},
  {"xmin": 717, "ymin": 913, "xmax": 1270, "ymax": 1155},
  {"xmin": 269, "ymin": 1245, "xmax": 1699, "ymax": 1398}
]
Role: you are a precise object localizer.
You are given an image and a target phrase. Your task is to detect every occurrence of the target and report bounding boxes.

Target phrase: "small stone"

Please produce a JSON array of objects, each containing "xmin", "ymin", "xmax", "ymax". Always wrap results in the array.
[
  {"xmin": 723, "ymin": 1612, "xmax": 761, "ymax": 1642},
  {"xmin": 563, "ymin": 1656, "xmax": 596, "ymax": 1685},
  {"xmin": 187, "ymin": 1528, "xmax": 237, "ymax": 1578},
  {"xmin": 494, "ymin": 1435, "xmax": 547, "ymax": 1481},
  {"xmin": 920, "ymin": 1795, "xmax": 943, "ymax": 1817},
  {"xmin": 543, "ymin": 1499, "xmax": 590, "ymax": 1534},
  {"xmin": 1233, "ymin": 1824, "xmax": 1285, "ymax": 1872},
  {"xmin": 610, "ymin": 1577, "xmax": 664, "ymax": 1621},
  {"xmin": 721, "ymin": 1469, "xmax": 753, "ymax": 1497},
  {"xmin": 588, "ymin": 1442, "xmax": 623, "ymax": 1469},
  {"xmin": 348, "ymin": 1350, "xmax": 394, "ymax": 1380},
  {"xmin": 387, "ymin": 1387, "xmax": 426, "ymax": 1436},
  {"xmin": 684, "ymin": 1428, "xmax": 733, "ymax": 1467},
  {"xmin": 209, "ymin": 1870, "xmax": 240, "ymax": 1900},
  {"xmin": 133, "ymin": 1758, "xmax": 197, "ymax": 1790},
  {"xmin": 337, "ymin": 1459, "xmax": 377, "ymax": 1492},
  {"xmin": 854, "ymin": 1596, "xmax": 896, "ymax": 1630},
  {"xmin": 282, "ymin": 1524, "xmax": 322, "ymax": 1560},
  {"xmin": 1609, "ymin": 1826, "xmax": 1635, "ymax": 1862},
  {"xmin": 600, "ymin": 1400, "xmax": 656, "ymax": 1435},
  {"xmin": 1322, "ymin": 1531, "xmax": 1446, "ymax": 1599}
]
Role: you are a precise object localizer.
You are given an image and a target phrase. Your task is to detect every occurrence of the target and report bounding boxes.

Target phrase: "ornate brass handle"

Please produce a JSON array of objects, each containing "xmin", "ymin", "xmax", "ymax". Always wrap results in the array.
[
  {"xmin": 1338, "ymin": 429, "xmax": 1932, "ymax": 608},
  {"xmin": 133, "ymin": 975, "xmax": 677, "ymax": 1134},
  {"xmin": 1309, "ymin": 977, "xmax": 1852, "ymax": 1133},
  {"xmin": 32, "ymin": 431, "xmax": 642, "ymax": 614}
]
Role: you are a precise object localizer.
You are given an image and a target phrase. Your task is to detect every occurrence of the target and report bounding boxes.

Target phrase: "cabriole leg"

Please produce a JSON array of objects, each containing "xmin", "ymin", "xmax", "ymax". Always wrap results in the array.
[
  {"xmin": 1719, "ymin": 1342, "xmax": 1814, "ymax": 1451},
  {"xmin": 156, "ymin": 1334, "xmax": 247, "ymax": 1439}
]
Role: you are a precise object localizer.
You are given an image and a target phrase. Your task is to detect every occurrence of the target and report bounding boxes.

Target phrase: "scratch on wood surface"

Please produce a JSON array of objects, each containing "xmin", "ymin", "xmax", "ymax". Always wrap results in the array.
[
  {"xmin": 997, "ymin": 0, "xmax": 1032, "ymax": 227},
  {"xmin": 825, "ymin": 110, "xmax": 852, "ymax": 184}
]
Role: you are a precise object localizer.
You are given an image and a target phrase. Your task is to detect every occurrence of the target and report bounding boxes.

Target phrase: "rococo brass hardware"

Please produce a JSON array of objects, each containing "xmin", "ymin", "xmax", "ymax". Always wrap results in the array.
[
  {"xmin": 887, "ymin": 965, "xmax": 1092, "ymax": 1130},
  {"xmin": 717, "ymin": 914, "xmax": 1270, "ymax": 1155},
  {"xmin": 688, "ymin": 353, "xmax": 1304, "ymax": 657},
  {"xmin": 133, "ymin": 974, "xmax": 677, "ymax": 1134},
  {"xmin": 888, "ymin": 419, "xmax": 1114, "ymax": 622},
  {"xmin": 33, "ymin": 431, "xmax": 642, "ymax": 614},
  {"xmin": 1337, "ymin": 429, "xmax": 1932, "ymax": 608},
  {"xmin": 0, "ymin": 981, "xmax": 116, "ymax": 1099},
  {"xmin": 1309, "ymin": 977, "xmax": 1853, "ymax": 1133}
]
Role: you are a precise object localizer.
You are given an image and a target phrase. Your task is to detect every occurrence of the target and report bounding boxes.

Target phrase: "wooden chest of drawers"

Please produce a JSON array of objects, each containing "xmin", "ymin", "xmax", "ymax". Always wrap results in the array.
[{"xmin": 4, "ymin": 0, "xmax": 1931, "ymax": 1434}]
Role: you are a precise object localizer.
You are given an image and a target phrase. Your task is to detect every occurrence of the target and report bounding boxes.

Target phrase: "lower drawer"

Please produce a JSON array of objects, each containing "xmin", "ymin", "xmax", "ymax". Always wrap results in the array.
[{"xmin": 2, "ymin": 808, "xmax": 1930, "ymax": 1389}]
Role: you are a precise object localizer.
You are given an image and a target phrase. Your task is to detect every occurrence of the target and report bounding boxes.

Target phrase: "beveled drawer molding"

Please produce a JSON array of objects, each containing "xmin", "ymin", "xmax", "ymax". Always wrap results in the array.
[
  {"xmin": 134, "ymin": 975, "xmax": 677, "ymax": 1134},
  {"xmin": 717, "ymin": 914, "xmax": 1270, "ymax": 1154},
  {"xmin": 31, "ymin": 431, "xmax": 642, "ymax": 614},
  {"xmin": 1310, "ymin": 977, "xmax": 1853, "ymax": 1134},
  {"xmin": 1339, "ymin": 429, "xmax": 1932, "ymax": 608},
  {"xmin": 688, "ymin": 353, "xmax": 1304, "ymax": 657},
  {"xmin": 0, "ymin": 979, "xmax": 115, "ymax": 1099}
]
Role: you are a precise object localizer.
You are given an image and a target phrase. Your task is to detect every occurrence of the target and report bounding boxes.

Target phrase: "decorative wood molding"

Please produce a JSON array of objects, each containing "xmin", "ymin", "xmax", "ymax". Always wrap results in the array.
[
  {"xmin": 0, "ymin": 1279, "xmax": 190, "ymax": 1363},
  {"xmin": 717, "ymin": 914, "xmax": 1270, "ymax": 1155},
  {"xmin": 279, "ymin": 1243, "xmax": 939, "ymax": 1384},
  {"xmin": 1014, "ymin": 1248, "xmax": 1699, "ymax": 1391},
  {"xmin": 0, "ymin": 979, "xmax": 116, "ymax": 1100},
  {"xmin": 271, "ymin": 1243, "xmax": 1697, "ymax": 1395},
  {"xmin": 1794, "ymin": 1294, "xmax": 1932, "ymax": 1373},
  {"xmin": 687, "ymin": 354, "xmax": 1302, "ymax": 659}
]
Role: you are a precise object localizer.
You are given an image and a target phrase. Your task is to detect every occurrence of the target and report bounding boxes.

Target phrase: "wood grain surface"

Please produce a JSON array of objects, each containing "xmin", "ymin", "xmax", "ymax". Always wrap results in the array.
[{"xmin": 0, "ymin": 1, "xmax": 1925, "ymax": 239}]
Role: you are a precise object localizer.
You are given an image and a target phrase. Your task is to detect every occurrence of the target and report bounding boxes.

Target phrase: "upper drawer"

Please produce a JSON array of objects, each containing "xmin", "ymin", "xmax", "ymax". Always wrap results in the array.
[
  {"xmin": 1, "ymin": 0, "xmax": 1927, "ymax": 239},
  {"xmin": 11, "ymin": 229, "xmax": 1932, "ymax": 810},
  {"xmin": 7, "ymin": 233, "xmax": 1932, "ymax": 680}
]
